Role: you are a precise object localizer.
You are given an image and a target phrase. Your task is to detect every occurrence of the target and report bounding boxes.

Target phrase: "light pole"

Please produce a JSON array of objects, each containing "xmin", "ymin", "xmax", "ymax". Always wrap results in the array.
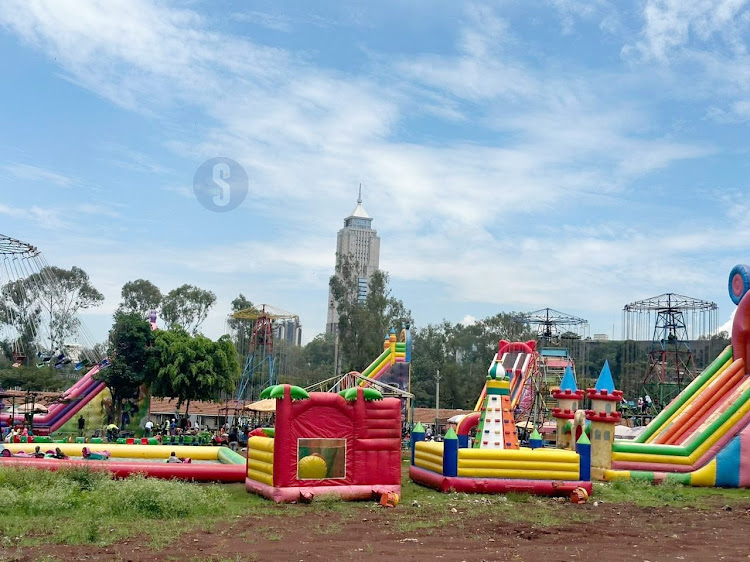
[{"xmin": 435, "ymin": 369, "xmax": 440, "ymax": 437}]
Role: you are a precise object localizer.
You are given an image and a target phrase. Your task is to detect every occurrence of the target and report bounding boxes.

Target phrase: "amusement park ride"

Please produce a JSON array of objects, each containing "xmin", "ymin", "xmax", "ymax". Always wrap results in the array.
[
  {"xmin": 0, "ymin": 234, "xmax": 101, "ymax": 370},
  {"xmin": 229, "ymin": 304, "xmax": 300, "ymax": 403},
  {"xmin": 514, "ymin": 308, "xmax": 590, "ymax": 424},
  {"xmin": 623, "ymin": 293, "xmax": 719, "ymax": 406}
]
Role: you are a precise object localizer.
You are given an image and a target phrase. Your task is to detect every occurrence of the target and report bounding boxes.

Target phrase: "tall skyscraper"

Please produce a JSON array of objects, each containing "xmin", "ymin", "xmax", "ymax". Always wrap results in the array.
[{"xmin": 326, "ymin": 187, "xmax": 381, "ymax": 334}]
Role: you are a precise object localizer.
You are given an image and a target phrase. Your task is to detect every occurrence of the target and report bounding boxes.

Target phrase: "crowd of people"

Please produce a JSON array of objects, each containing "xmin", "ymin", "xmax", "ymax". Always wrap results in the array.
[
  {"xmin": 1, "ymin": 407, "xmax": 275, "ymax": 454},
  {"xmin": 2, "ymin": 425, "xmax": 31, "ymax": 442}
]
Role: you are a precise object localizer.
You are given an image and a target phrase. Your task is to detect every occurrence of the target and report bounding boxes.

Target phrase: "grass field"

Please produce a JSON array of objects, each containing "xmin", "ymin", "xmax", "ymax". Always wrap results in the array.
[{"xmin": 0, "ymin": 458, "xmax": 749, "ymax": 553}]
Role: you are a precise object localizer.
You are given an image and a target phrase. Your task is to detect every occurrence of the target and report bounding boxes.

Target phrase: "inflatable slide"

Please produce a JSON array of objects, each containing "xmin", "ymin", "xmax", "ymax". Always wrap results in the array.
[
  {"xmin": 603, "ymin": 265, "xmax": 750, "ymax": 487},
  {"xmin": 474, "ymin": 340, "xmax": 537, "ymax": 413},
  {"xmin": 0, "ymin": 364, "xmax": 107, "ymax": 435}
]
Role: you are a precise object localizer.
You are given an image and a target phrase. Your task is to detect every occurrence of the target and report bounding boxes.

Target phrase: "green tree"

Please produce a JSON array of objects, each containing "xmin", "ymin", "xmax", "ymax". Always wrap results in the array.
[
  {"xmin": 227, "ymin": 293, "xmax": 257, "ymax": 350},
  {"xmin": 409, "ymin": 314, "xmax": 536, "ymax": 409},
  {"xmin": 24, "ymin": 266, "xmax": 104, "ymax": 350},
  {"xmin": 303, "ymin": 333, "xmax": 335, "ymax": 375},
  {"xmin": 0, "ymin": 365, "xmax": 66, "ymax": 391},
  {"xmin": 99, "ymin": 312, "xmax": 156, "ymax": 422},
  {"xmin": 476, "ymin": 313, "xmax": 534, "ymax": 358},
  {"xmin": 117, "ymin": 279, "xmax": 162, "ymax": 318},
  {"xmin": 0, "ymin": 278, "xmax": 42, "ymax": 362},
  {"xmin": 161, "ymin": 284, "xmax": 216, "ymax": 334},
  {"xmin": 329, "ymin": 254, "xmax": 412, "ymax": 372},
  {"xmin": 149, "ymin": 328, "xmax": 240, "ymax": 416}
]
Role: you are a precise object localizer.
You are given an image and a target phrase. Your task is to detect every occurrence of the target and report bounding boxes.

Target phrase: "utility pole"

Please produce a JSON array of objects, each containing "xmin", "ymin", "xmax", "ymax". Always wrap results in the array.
[
  {"xmin": 435, "ymin": 369, "xmax": 441, "ymax": 437},
  {"xmin": 333, "ymin": 331, "xmax": 340, "ymax": 378}
]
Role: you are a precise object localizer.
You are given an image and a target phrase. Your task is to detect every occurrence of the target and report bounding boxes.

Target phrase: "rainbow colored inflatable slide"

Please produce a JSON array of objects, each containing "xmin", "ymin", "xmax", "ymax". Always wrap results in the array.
[
  {"xmin": 356, "ymin": 327, "xmax": 411, "ymax": 392},
  {"xmin": 602, "ymin": 264, "xmax": 750, "ymax": 487}
]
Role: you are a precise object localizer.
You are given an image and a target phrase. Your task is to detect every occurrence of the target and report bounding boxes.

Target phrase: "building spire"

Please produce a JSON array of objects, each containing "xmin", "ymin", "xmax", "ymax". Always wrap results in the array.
[{"xmin": 347, "ymin": 183, "xmax": 371, "ymax": 220}]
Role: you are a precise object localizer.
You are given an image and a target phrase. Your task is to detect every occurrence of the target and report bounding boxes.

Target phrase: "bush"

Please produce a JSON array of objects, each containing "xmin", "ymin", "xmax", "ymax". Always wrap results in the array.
[{"xmin": 60, "ymin": 465, "xmax": 111, "ymax": 491}]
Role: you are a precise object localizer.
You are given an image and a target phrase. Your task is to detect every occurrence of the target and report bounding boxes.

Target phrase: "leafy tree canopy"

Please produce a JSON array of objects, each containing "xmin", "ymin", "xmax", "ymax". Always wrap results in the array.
[
  {"xmin": 0, "ymin": 365, "xmax": 66, "ymax": 392},
  {"xmin": 161, "ymin": 284, "xmax": 216, "ymax": 335},
  {"xmin": 0, "ymin": 278, "xmax": 42, "ymax": 363},
  {"xmin": 117, "ymin": 279, "xmax": 162, "ymax": 318},
  {"xmin": 97, "ymin": 312, "xmax": 156, "ymax": 420},
  {"xmin": 149, "ymin": 328, "xmax": 240, "ymax": 415},
  {"xmin": 4, "ymin": 266, "xmax": 103, "ymax": 352},
  {"xmin": 227, "ymin": 293, "xmax": 257, "ymax": 348}
]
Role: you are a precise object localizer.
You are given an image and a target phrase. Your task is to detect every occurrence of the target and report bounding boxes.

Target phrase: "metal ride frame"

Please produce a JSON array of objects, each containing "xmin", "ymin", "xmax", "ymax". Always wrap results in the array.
[
  {"xmin": 515, "ymin": 308, "xmax": 589, "ymax": 428},
  {"xmin": 230, "ymin": 304, "xmax": 300, "ymax": 403},
  {"xmin": 623, "ymin": 293, "xmax": 718, "ymax": 407}
]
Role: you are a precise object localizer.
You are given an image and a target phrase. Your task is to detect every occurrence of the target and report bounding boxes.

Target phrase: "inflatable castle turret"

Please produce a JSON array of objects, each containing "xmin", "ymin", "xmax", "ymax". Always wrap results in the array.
[
  {"xmin": 551, "ymin": 366, "xmax": 585, "ymax": 449},
  {"xmin": 585, "ymin": 361, "xmax": 622, "ymax": 478},
  {"xmin": 474, "ymin": 361, "xmax": 518, "ymax": 450}
]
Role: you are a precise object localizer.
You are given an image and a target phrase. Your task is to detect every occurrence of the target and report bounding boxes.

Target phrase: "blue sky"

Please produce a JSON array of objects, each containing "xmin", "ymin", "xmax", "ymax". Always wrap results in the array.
[{"xmin": 1, "ymin": 0, "xmax": 749, "ymax": 346}]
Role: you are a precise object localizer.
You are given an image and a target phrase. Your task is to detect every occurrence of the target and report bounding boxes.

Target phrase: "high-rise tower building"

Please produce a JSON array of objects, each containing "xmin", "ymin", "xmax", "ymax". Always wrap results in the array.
[{"xmin": 326, "ymin": 187, "xmax": 381, "ymax": 334}]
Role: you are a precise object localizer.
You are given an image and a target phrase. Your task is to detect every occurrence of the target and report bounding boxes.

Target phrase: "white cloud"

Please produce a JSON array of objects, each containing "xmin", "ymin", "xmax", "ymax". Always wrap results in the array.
[
  {"xmin": 718, "ymin": 309, "xmax": 735, "ymax": 335},
  {"xmin": 546, "ymin": 0, "xmax": 619, "ymax": 35},
  {"xmin": 104, "ymin": 145, "xmax": 175, "ymax": 176},
  {"xmin": 630, "ymin": 0, "xmax": 750, "ymax": 62},
  {"xmin": 74, "ymin": 203, "xmax": 120, "ymax": 219},
  {"xmin": 232, "ymin": 10, "xmax": 293, "ymax": 33},
  {"xmin": 3, "ymin": 163, "xmax": 74, "ymax": 187},
  {"xmin": 0, "ymin": 203, "xmax": 24, "ymax": 217},
  {"xmin": 461, "ymin": 315, "xmax": 477, "ymax": 326},
  {"xmin": 162, "ymin": 185, "xmax": 194, "ymax": 200},
  {"xmin": 0, "ymin": 203, "xmax": 69, "ymax": 230}
]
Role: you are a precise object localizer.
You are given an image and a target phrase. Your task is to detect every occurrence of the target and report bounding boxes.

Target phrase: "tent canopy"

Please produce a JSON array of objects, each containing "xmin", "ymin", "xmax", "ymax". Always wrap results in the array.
[
  {"xmin": 14, "ymin": 403, "xmax": 49, "ymax": 413},
  {"xmin": 244, "ymin": 399, "xmax": 276, "ymax": 412}
]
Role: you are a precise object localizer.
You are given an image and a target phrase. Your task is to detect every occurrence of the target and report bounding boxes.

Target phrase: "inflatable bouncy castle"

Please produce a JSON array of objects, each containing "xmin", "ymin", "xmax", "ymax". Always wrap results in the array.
[
  {"xmin": 410, "ymin": 344, "xmax": 594, "ymax": 496},
  {"xmin": 245, "ymin": 384, "xmax": 402, "ymax": 502}
]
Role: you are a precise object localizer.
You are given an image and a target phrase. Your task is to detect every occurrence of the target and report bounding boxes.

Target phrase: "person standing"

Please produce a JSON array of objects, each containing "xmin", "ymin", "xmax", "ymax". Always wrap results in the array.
[
  {"xmin": 78, "ymin": 415, "xmax": 85, "ymax": 437},
  {"xmin": 144, "ymin": 419, "xmax": 154, "ymax": 437}
]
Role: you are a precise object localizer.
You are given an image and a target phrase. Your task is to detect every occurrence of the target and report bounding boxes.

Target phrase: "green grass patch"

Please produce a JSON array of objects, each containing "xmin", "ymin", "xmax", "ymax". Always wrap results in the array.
[
  {"xmin": 0, "ymin": 465, "xmax": 251, "ymax": 548},
  {"xmin": 596, "ymin": 479, "xmax": 750, "ymax": 508}
]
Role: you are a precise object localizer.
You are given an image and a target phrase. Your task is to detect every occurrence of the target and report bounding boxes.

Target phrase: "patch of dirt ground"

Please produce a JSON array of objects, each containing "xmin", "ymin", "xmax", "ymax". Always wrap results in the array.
[{"xmin": 5, "ymin": 499, "xmax": 750, "ymax": 562}]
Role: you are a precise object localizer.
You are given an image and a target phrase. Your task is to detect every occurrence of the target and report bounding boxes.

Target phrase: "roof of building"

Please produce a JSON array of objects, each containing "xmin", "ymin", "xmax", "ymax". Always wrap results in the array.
[
  {"xmin": 149, "ymin": 397, "xmax": 246, "ymax": 416},
  {"xmin": 544, "ymin": 358, "xmax": 572, "ymax": 368},
  {"xmin": 412, "ymin": 408, "xmax": 473, "ymax": 425},
  {"xmin": 347, "ymin": 186, "xmax": 371, "ymax": 220},
  {"xmin": 348, "ymin": 202, "xmax": 371, "ymax": 220},
  {"xmin": 0, "ymin": 390, "xmax": 63, "ymax": 404}
]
